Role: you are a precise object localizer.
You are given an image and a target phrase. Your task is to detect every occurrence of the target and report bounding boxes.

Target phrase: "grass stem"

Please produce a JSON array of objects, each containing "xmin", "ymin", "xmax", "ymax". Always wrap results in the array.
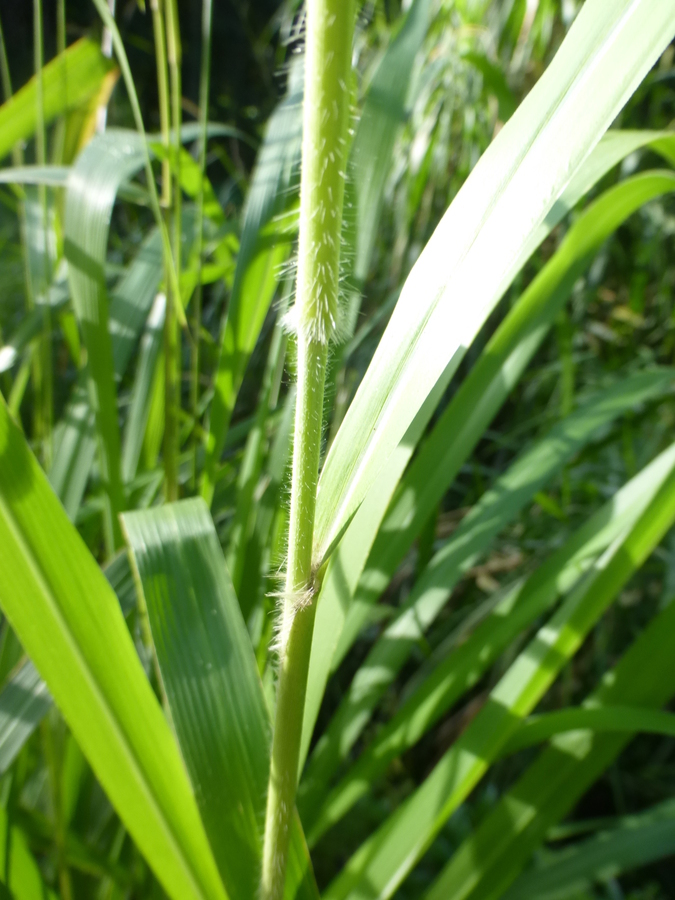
[
  {"xmin": 190, "ymin": 0, "xmax": 213, "ymax": 489},
  {"xmin": 260, "ymin": 1, "xmax": 354, "ymax": 896}
]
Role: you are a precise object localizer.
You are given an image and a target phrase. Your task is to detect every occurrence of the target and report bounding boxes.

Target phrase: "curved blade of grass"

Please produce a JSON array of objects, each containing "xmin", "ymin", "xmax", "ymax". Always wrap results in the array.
[
  {"xmin": 312, "ymin": 0, "xmax": 675, "ymax": 570},
  {"xmin": 427, "ymin": 530, "xmax": 675, "ymax": 900},
  {"xmin": 0, "ymin": 397, "xmax": 228, "ymax": 900},
  {"xmin": 502, "ymin": 798, "xmax": 675, "ymax": 900},
  {"xmin": 201, "ymin": 61, "xmax": 303, "ymax": 504},
  {"xmin": 303, "ymin": 438, "xmax": 675, "ymax": 843},
  {"xmin": 502, "ymin": 706, "xmax": 675, "ymax": 756},
  {"xmin": 0, "ymin": 38, "xmax": 115, "ymax": 163},
  {"xmin": 123, "ymin": 498, "xmax": 319, "ymax": 900},
  {"xmin": 64, "ymin": 128, "xmax": 148, "ymax": 551},
  {"xmin": 302, "ymin": 369, "xmax": 674, "ymax": 826},
  {"xmin": 51, "ymin": 224, "xmax": 164, "ymax": 521},
  {"xmin": 329, "ymin": 448, "xmax": 675, "ymax": 900},
  {"xmin": 302, "ymin": 138, "xmax": 675, "ymax": 768}
]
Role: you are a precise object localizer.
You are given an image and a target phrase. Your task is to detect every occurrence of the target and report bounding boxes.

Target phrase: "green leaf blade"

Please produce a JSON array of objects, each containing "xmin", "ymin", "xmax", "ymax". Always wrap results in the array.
[
  {"xmin": 124, "ymin": 498, "xmax": 320, "ymax": 900},
  {"xmin": 313, "ymin": 0, "xmax": 675, "ymax": 570},
  {"xmin": 0, "ymin": 397, "xmax": 228, "ymax": 900}
]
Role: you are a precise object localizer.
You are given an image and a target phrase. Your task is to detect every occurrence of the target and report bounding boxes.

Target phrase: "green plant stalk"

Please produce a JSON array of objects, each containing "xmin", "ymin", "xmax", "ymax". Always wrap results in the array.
[
  {"xmin": 33, "ymin": 0, "xmax": 52, "ymax": 468},
  {"xmin": 150, "ymin": 0, "xmax": 171, "ymax": 208},
  {"xmin": 260, "ymin": 1, "xmax": 354, "ymax": 897},
  {"xmin": 190, "ymin": 0, "xmax": 213, "ymax": 488},
  {"xmin": 51, "ymin": 0, "xmax": 66, "ymax": 162},
  {"xmin": 164, "ymin": 0, "xmax": 182, "ymax": 503}
]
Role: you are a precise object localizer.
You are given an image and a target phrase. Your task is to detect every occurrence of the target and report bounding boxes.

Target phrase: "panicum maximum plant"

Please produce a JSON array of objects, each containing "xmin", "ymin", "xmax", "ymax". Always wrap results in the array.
[{"xmin": 2, "ymin": 1, "xmax": 675, "ymax": 899}]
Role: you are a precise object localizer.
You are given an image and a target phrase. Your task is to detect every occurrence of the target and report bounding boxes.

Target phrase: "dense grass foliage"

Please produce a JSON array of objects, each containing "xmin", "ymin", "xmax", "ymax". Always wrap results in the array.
[{"xmin": 2, "ymin": 1, "xmax": 675, "ymax": 898}]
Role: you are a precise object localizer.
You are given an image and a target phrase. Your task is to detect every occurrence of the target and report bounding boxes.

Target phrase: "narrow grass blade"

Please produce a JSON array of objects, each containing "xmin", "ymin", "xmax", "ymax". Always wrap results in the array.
[
  {"xmin": 304, "ymin": 439, "xmax": 675, "ymax": 842},
  {"xmin": 123, "ymin": 499, "xmax": 319, "ymax": 900},
  {"xmin": 236, "ymin": 385, "xmax": 296, "ymax": 622},
  {"xmin": 302, "ymin": 148, "xmax": 675, "ymax": 766},
  {"xmin": 48, "ymin": 383, "xmax": 96, "ymax": 520},
  {"xmin": 312, "ymin": 0, "xmax": 675, "ymax": 570},
  {"xmin": 502, "ymin": 706, "xmax": 675, "ymax": 756},
  {"xmin": 121, "ymin": 291, "xmax": 166, "ymax": 483},
  {"xmin": 0, "ymin": 166, "xmax": 69, "ymax": 186},
  {"xmin": 227, "ymin": 315, "xmax": 287, "ymax": 603},
  {"xmin": 0, "ymin": 802, "xmax": 58, "ymax": 900},
  {"xmin": 0, "ymin": 397, "xmax": 228, "ymax": 900},
  {"xmin": 201, "ymin": 62, "xmax": 303, "ymax": 504},
  {"xmin": 503, "ymin": 799, "xmax": 675, "ymax": 900},
  {"xmin": 0, "ymin": 38, "xmax": 115, "ymax": 163},
  {"xmin": 302, "ymin": 369, "xmax": 675, "ymax": 824},
  {"xmin": 350, "ymin": 0, "xmax": 432, "ymax": 284},
  {"xmin": 428, "ymin": 542, "xmax": 675, "ymax": 900},
  {"xmin": 0, "ymin": 290, "xmax": 68, "ymax": 373},
  {"xmin": 0, "ymin": 660, "xmax": 51, "ymax": 775},
  {"xmin": 323, "ymin": 388, "xmax": 675, "ymax": 900}
]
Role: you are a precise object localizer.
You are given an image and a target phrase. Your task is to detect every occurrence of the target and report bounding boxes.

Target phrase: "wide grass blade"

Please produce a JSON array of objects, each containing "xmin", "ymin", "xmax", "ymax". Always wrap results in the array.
[
  {"xmin": 427, "ymin": 540, "xmax": 675, "ymax": 900},
  {"xmin": 0, "ymin": 552, "xmax": 140, "ymax": 780},
  {"xmin": 123, "ymin": 498, "xmax": 319, "ymax": 900},
  {"xmin": 304, "ymin": 438, "xmax": 675, "ymax": 843},
  {"xmin": 312, "ymin": 0, "xmax": 675, "ymax": 570},
  {"xmin": 323, "ymin": 394, "xmax": 675, "ymax": 900},
  {"xmin": 301, "ymin": 137, "xmax": 675, "ymax": 765},
  {"xmin": 0, "ymin": 397, "xmax": 228, "ymax": 900},
  {"xmin": 301, "ymin": 368, "xmax": 675, "ymax": 825},
  {"xmin": 0, "ymin": 38, "xmax": 115, "ymax": 163},
  {"xmin": 342, "ymin": 168, "xmax": 675, "ymax": 654}
]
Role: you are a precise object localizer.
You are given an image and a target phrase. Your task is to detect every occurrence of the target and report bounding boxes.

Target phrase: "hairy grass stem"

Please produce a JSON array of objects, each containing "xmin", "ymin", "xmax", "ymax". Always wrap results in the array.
[{"xmin": 260, "ymin": 1, "xmax": 355, "ymax": 897}]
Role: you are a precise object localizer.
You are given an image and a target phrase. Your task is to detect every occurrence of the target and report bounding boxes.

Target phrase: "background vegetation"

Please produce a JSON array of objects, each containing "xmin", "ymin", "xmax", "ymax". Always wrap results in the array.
[{"xmin": 1, "ymin": 0, "xmax": 675, "ymax": 898}]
